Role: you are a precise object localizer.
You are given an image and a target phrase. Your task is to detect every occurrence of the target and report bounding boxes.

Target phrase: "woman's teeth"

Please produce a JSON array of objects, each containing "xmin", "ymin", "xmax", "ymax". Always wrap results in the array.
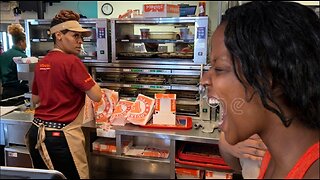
[
  {"xmin": 208, "ymin": 98, "xmax": 220, "ymax": 108},
  {"xmin": 208, "ymin": 97, "xmax": 224, "ymax": 126},
  {"xmin": 217, "ymin": 104, "xmax": 224, "ymax": 126}
]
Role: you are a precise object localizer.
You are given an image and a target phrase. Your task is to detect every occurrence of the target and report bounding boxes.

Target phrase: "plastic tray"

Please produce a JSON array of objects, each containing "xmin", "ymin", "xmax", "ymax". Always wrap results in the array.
[
  {"xmin": 140, "ymin": 116, "xmax": 192, "ymax": 130},
  {"xmin": 175, "ymin": 157, "xmax": 232, "ymax": 171},
  {"xmin": 177, "ymin": 142, "xmax": 228, "ymax": 166}
]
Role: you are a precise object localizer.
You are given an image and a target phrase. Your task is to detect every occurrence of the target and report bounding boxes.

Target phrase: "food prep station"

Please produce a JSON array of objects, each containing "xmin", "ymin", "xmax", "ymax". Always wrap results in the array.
[
  {"xmin": 0, "ymin": 109, "xmax": 225, "ymax": 179},
  {"xmin": 0, "ymin": 16, "xmax": 232, "ymax": 179}
]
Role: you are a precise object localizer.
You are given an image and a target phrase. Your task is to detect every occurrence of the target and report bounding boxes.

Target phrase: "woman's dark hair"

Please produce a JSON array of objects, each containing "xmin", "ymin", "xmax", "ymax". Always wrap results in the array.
[
  {"xmin": 8, "ymin": 23, "xmax": 26, "ymax": 44},
  {"xmin": 221, "ymin": 1, "xmax": 320, "ymax": 128},
  {"xmin": 50, "ymin": 10, "xmax": 80, "ymax": 42}
]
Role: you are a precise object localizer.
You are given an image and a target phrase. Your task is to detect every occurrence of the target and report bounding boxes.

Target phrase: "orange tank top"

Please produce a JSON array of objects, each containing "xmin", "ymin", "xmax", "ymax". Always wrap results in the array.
[{"xmin": 258, "ymin": 141, "xmax": 319, "ymax": 179}]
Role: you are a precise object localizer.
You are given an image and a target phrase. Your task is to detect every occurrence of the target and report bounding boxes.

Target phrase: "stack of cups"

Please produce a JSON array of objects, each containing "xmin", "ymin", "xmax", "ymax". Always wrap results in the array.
[
  {"xmin": 180, "ymin": 28, "xmax": 189, "ymax": 40},
  {"xmin": 140, "ymin": 28, "xmax": 150, "ymax": 39}
]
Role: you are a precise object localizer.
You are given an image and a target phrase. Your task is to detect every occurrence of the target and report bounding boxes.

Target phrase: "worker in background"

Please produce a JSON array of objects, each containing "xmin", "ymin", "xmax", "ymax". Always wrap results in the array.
[
  {"xmin": 25, "ymin": 10, "xmax": 102, "ymax": 179},
  {"xmin": 0, "ymin": 23, "xmax": 29, "ymax": 105}
]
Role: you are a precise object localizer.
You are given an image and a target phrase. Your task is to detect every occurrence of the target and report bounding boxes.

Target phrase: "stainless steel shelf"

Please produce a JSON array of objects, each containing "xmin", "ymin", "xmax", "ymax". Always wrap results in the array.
[
  {"xmin": 175, "ymin": 163, "xmax": 233, "ymax": 172},
  {"xmin": 83, "ymin": 120, "xmax": 220, "ymax": 145},
  {"xmin": 30, "ymin": 38, "xmax": 96, "ymax": 42},
  {"xmin": 117, "ymin": 39, "xmax": 194, "ymax": 44},
  {"xmin": 94, "ymin": 67, "xmax": 201, "ymax": 76},
  {"xmin": 113, "ymin": 16, "xmax": 208, "ymax": 24},
  {"xmin": 89, "ymin": 63, "xmax": 207, "ymax": 69},
  {"xmin": 92, "ymin": 151, "xmax": 170, "ymax": 164},
  {"xmin": 97, "ymin": 82, "xmax": 198, "ymax": 91}
]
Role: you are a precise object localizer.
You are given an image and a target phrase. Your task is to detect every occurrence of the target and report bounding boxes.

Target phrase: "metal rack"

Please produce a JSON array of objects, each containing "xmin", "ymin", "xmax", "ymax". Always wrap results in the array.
[
  {"xmin": 24, "ymin": 18, "xmax": 111, "ymax": 63},
  {"xmin": 110, "ymin": 16, "xmax": 209, "ymax": 65},
  {"xmin": 83, "ymin": 16, "xmax": 220, "ymax": 179}
]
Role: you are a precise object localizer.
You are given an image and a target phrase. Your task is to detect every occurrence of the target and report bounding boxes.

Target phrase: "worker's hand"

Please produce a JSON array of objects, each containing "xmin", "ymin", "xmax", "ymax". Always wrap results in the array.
[{"xmin": 231, "ymin": 134, "xmax": 267, "ymax": 161}]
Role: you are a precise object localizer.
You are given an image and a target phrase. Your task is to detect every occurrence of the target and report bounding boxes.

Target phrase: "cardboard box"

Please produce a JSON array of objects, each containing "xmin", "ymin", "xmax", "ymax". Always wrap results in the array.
[
  {"xmin": 92, "ymin": 137, "xmax": 133, "ymax": 154},
  {"xmin": 153, "ymin": 94, "xmax": 176, "ymax": 125},
  {"xmin": 127, "ymin": 94, "xmax": 155, "ymax": 126},
  {"xmin": 205, "ymin": 170, "xmax": 233, "ymax": 179},
  {"xmin": 143, "ymin": 4, "xmax": 180, "ymax": 18},
  {"xmin": 176, "ymin": 168, "xmax": 204, "ymax": 179},
  {"xmin": 110, "ymin": 99, "xmax": 134, "ymax": 126}
]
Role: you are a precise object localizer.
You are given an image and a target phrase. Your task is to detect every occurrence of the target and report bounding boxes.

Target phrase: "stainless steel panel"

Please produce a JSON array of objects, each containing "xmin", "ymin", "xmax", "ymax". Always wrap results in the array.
[
  {"xmin": 7, "ymin": 124, "xmax": 31, "ymax": 145},
  {"xmin": 0, "ymin": 123, "xmax": 4, "ymax": 145},
  {"xmin": 0, "ymin": 111, "xmax": 34, "ymax": 124},
  {"xmin": 1, "ymin": 111, "xmax": 33, "ymax": 145},
  {"xmin": 111, "ymin": 120, "xmax": 220, "ymax": 145},
  {"xmin": 90, "ymin": 63, "xmax": 207, "ymax": 70},
  {"xmin": 4, "ymin": 146, "xmax": 32, "ymax": 168},
  {"xmin": 17, "ymin": 63, "xmax": 36, "ymax": 93},
  {"xmin": 0, "ymin": 166, "xmax": 66, "ymax": 179},
  {"xmin": 91, "ymin": 155, "xmax": 170, "ymax": 179},
  {"xmin": 132, "ymin": 136, "xmax": 170, "ymax": 148}
]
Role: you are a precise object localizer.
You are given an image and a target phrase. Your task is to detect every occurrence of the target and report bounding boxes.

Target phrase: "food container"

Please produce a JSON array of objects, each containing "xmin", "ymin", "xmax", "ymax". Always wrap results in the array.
[
  {"xmin": 180, "ymin": 28, "xmax": 189, "ymax": 40},
  {"xmin": 140, "ymin": 28, "xmax": 150, "ymax": 39},
  {"xmin": 144, "ymin": 43, "xmax": 159, "ymax": 52},
  {"xmin": 149, "ymin": 32, "xmax": 176, "ymax": 40},
  {"xmin": 143, "ymin": 4, "xmax": 180, "ymax": 17},
  {"xmin": 175, "ymin": 168, "xmax": 204, "ymax": 179}
]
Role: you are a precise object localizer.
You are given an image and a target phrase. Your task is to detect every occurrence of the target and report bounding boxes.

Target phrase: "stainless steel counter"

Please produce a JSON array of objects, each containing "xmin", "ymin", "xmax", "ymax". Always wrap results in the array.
[
  {"xmin": 0, "ymin": 111, "xmax": 34, "ymax": 146},
  {"xmin": 1, "ymin": 111, "xmax": 222, "ymax": 179},
  {"xmin": 82, "ymin": 119, "xmax": 220, "ymax": 145},
  {"xmin": 0, "ymin": 111, "xmax": 34, "ymax": 124},
  {"xmin": 82, "ymin": 118, "xmax": 221, "ymax": 179},
  {"xmin": 1, "ymin": 110, "xmax": 219, "ymax": 144}
]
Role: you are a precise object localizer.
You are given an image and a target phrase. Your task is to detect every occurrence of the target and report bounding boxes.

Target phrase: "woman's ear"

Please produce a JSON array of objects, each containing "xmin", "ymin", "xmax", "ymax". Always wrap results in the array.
[
  {"xmin": 55, "ymin": 32, "xmax": 63, "ymax": 41},
  {"xmin": 271, "ymin": 83, "xmax": 283, "ymax": 97}
]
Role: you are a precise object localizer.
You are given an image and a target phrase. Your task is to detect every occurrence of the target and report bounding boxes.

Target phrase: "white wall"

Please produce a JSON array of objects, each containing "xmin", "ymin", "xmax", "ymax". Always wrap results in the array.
[
  {"xmin": 97, "ymin": 1, "xmax": 223, "ymax": 36},
  {"xmin": 0, "ymin": 1, "xmax": 97, "ymax": 24},
  {"xmin": 293, "ymin": 1, "xmax": 319, "ymax": 6},
  {"xmin": 97, "ymin": 1, "xmax": 199, "ymax": 19}
]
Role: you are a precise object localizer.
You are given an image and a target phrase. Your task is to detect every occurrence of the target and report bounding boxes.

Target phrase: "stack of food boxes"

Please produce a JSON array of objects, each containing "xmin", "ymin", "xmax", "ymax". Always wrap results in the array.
[
  {"xmin": 126, "ymin": 94, "xmax": 155, "ymax": 125},
  {"xmin": 175, "ymin": 168, "xmax": 203, "ymax": 179},
  {"xmin": 89, "ymin": 90, "xmax": 178, "ymax": 138},
  {"xmin": 92, "ymin": 137, "xmax": 133, "ymax": 154},
  {"xmin": 143, "ymin": 4, "xmax": 180, "ymax": 18}
]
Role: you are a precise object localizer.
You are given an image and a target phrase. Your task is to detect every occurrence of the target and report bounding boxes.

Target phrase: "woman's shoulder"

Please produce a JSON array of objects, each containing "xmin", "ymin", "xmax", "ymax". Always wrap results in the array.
[
  {"xmin": 303, "ymin": 159, "xmax": 320, "ymax": 179},
  {"xmin": 4, "ymin": 48, "xmax": 27, "ymax": 58}
]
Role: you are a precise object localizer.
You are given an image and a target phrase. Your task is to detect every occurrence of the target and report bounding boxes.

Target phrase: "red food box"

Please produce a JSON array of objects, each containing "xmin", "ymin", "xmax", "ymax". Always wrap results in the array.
[{"xmin": 143, "ymin": 4, "xmax": 180, "ymax": 18}]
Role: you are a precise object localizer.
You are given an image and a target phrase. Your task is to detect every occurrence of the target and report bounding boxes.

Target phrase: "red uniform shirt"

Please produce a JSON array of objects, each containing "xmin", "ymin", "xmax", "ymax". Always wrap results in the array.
[
  {"xmin": 258, "ymin": 141, "xmax": 320, "ymax": 179},
  {"xmin": 32, "ymin": 51, "xmax": 95, "ymax": 123}
]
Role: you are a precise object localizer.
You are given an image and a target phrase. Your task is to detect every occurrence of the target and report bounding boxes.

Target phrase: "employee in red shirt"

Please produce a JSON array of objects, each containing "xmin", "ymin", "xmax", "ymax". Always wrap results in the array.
[{"xmin": 26, "ymin": 10, "xmax": 102, "ymax": 179}]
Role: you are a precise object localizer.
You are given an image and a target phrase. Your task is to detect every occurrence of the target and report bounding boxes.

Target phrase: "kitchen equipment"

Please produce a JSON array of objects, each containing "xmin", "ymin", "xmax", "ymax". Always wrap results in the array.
[
  {"xmin": 4, "ymin": 146, "xmax": 32, "ymax": 168},
  {"xmin": 93, "ymin": 63, "xmax": 210, "ymax": 120},
  {"xmin": 180, "ymin": 28, "xmax": 190, "ymax": 40},
  {"xmin": 111, "ymin": 17, "xmax": 208, "ymax": 64},
  {"xmin": 140, "ymin": 28, "xmax": 150, "ymax": 39},
  {"xmin": 149, "ymin": 32, "xmax": 176, "ymax": 40},
  {"xmin": 144, "ymin": 43, "xmax": 159, "ymax": 52},
  {"xmin": 25, "ymin": 18, "xmax": 111, "ymax": 63}
]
